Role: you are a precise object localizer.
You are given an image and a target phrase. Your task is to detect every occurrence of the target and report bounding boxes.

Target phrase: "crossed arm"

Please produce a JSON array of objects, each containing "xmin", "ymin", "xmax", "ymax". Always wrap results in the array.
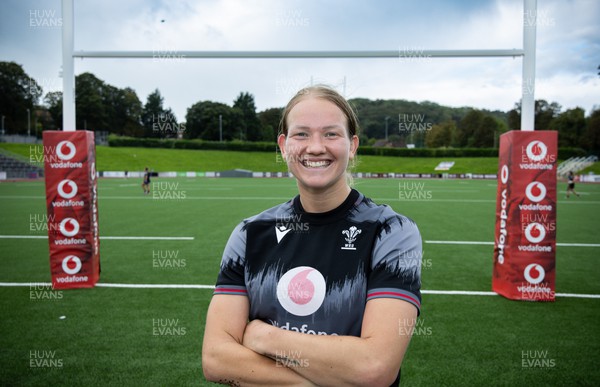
[{"xmin": 202, "ymin": 295, "xmax": 417, "ymax": 386}]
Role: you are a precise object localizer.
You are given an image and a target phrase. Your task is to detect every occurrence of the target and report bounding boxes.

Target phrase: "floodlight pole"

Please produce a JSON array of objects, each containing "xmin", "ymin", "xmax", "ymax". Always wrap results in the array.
[
  {"xmin": 521, "ymin": 0, "xmax": 537, "ymax": 131},
  {"xmin": 62, "ymin": 0, "xmax": 75, "ymax": 132}
]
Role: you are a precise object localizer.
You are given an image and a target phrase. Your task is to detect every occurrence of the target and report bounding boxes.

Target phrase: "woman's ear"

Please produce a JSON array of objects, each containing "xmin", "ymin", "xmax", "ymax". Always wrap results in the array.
[
  {"xmin": 349, "ymin": 135, "xmax": 359, "ymax": 160},
  {"xmin": 277, "ymin": 134, "xmax": 287, "ymax": 159}
]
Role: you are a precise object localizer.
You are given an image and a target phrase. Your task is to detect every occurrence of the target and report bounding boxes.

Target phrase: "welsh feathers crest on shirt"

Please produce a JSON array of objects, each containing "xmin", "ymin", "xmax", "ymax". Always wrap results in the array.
[{"xmin": 341, "ymin": 226, "xmax": 361, "ymax": 250}]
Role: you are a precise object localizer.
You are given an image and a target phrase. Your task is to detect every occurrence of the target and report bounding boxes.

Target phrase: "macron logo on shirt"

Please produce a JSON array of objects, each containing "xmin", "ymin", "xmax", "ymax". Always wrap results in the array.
[{"xmin": 275, "ymin": 225, "xmax": 292, "ymax": 243}]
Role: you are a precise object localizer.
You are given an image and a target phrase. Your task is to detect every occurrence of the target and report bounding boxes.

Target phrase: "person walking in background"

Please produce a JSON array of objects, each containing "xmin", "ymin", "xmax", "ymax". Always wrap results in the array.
[
  {"xmin": 566, "ymin": 171, "xmax": 580, "ymax": 198},
  {"xmin": 142, "ymin": 167, "xmax": 151, "ymax": 195}
]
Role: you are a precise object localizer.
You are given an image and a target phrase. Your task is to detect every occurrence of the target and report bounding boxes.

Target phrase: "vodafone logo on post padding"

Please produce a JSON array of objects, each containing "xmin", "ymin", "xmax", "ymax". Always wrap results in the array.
[
  {"xmin": 56, "ymin": 141, "xmax": 76, "ymax": 161},
  {"xmin": 524, "ymin": 263, "xmax": 545, "ymax": 285},
  {"xmin": 277, "ymin": 266, "xmax": 326, "ymax": 316},
  {"xmin": 525, "ymin": 181, "xmax": 546, "ymax": 203},
  {"xmin": 57, "ymin": 179, "xmax": 78, "ymax": 199},
  {"xmin": 62, "ymin": 255, "xmax": 82, "ymax": 275},
  {"xmin": 59, "ymin": 218, "xmax": 79, "ymax": 237},
  {"xmin": 49, "ymin": 140, "xmax": 83, "ymax": 168},
  {"xmin": 496, "ymin": 165, "xmax": 509, "ymax": 265},
  {"xmin": 500, "ymin": 165, "xmax": 509, "ymax": 184},
  {"xmin": 524, "ymin": 222, "xmax": 546, "ymax": 243},
  {"xmin": 525, "ymin": 141, "xmax": 547, "ymax": 162},
  {"xmin": 520, "ymin": 140, "xmax": 555, "ymax": 170}
]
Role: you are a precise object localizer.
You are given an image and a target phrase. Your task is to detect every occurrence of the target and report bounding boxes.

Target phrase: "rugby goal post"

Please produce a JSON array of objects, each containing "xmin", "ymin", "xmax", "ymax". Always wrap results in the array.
[{"xmin": 53, "ymin": 0, "xmax": 556, "ymax": 299}]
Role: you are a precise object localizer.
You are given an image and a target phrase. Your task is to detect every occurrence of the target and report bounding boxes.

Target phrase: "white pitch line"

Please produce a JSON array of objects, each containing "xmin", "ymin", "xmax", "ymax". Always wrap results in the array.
[
  {"xmin": 421, "ymin": 290, "xmax": 496, "ymax": 296},
  {"xmin": 0, "ymin": 235, "xmax": 194, "ymax": 240},
  {"xmin": 1, "ymin": 236, "xmax": 597, "ymax": 246},
  {"xmin": 1, "ymin": 282, "xmax": 599, "ymax": 299},
  {"xmin": 425, "ymin": 240, "xmax": 600, "ymax": 248},
  {"xmin": 97, "ymin": 283, "xmax": 214, "ymax": 289},
  {"xmin": 426, "ymin": 240, "xmax": 493, "ymax": 245},
  {"xmin": 556, "ymin": 243, "xmax": 600, "ymax": 247},
  {"xmin": 101, "ymin": 236, "xmax": 194, "ymax": 240}
]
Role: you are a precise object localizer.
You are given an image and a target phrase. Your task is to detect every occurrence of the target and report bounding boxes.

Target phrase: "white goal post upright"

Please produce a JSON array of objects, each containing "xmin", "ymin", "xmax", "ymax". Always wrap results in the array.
[
  {"xmin": 61, "ymin": 0, "xmax": 75, "ymax": 132},
  {"xmin": 521, "ymin": 0, "xmax": 537, "ymax": 131},
  {"xmin": 61, "ymin": 0, "xmax": 537, "ymax": 132}
]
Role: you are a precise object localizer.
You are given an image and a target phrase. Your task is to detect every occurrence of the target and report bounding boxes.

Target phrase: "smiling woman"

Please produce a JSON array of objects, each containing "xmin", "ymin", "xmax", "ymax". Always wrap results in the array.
[
  {"xmin": 278, "ymin": 86, "xmax": 360, "ymax": 212},
  {"xmin": 202, "ymin": 85, "xmax": 423, "ymax": 386}
]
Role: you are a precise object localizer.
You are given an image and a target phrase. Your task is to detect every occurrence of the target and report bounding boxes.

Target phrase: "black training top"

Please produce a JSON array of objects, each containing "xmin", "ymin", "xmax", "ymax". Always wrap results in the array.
[{"xmin": 214, "ymin": 189, "xmax": 422, "ymax": 385}]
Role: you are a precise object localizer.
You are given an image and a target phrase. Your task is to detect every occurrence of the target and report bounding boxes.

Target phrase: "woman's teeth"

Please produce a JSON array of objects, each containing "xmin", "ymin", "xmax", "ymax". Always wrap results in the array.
[{"xmin": 303, "ymin": 160, "xmax": 330, "ymax": 168}]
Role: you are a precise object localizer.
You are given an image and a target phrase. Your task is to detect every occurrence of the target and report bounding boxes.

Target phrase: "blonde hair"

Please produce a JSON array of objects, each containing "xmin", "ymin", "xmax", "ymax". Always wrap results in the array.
[{"xmin": 278, "ymin": 85, "xmax": 360, "ymax": 138}]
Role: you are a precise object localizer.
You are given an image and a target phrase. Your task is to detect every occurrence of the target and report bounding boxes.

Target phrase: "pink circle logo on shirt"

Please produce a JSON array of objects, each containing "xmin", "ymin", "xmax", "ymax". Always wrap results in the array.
[{"xmin": 277, "ymin": 266, "xmax": 326, "ymax": 316}]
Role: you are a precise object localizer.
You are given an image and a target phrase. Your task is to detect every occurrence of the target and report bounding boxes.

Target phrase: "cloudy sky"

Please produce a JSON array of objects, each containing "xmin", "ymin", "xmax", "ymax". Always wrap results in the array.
[{"xmin": 2, "ymin": 0, "xmax": 599, "ymax": 123}]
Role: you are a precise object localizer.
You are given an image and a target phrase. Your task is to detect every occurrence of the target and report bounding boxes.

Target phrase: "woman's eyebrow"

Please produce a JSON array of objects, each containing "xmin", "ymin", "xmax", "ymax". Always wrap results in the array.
[{"xmin": 290, "ymin": 125, "xmax": 344, "ymax": 131}]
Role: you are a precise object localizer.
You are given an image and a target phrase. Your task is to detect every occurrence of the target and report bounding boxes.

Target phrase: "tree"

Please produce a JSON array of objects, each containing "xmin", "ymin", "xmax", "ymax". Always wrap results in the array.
[
  {"xmin": 0, "ymin": 61, "xmax": 42, "ymax": 134},
  {"xmin": 44, "ymin": 91, "xmax": 63, "ymax": 130},
  {"xmin": 75, "ymin": 72, "xmax": 107, "ymax": 131},
  {"xmin": 582, "ymin": 108, "xmax": 600, "ymax": 152},
  {"xmin": 474, "ymin": 116, "xmax": 498, "ymax": 147},
  {"xmin": 114, "ymin": 87, "xmax": 144, "ymax": 137},
  {"xmin": 185, "ymin": 101, "xmax": 241, "ymax": 141},
  {"xmin": 141, "ymin": 89, "xmax": 179, "ymax": 138},
  {"xmin": 142, "ymin": 89, "xmax": 164, "ymax": 137},
  {"xmin": 39, "ymin": 75, "xmax": 144, "ymax": 135},
  {"xmin": 456, "ymin": 110, "xmax": 484, "ymax": 147},
  {"xmin": 233, "ymin": 92, "xmax": 262, "ymax": 141},
  {"xmin": 550, "ymin": 108, "xmax": 586, "ymax": 148},
  {"xmin": 425, "ymin": 121, "xmax": 456, "ymax": 148},
  {"xmin": 507, "ymin": 100, "xmax": 561, "ymax": 131},
  {"xmin": 535, "ymin": 100, "xmax": 561, "ymax": 130},
  {"xmin": 258, "ymin": 107, "xmax": 283, "ymax": 142}
]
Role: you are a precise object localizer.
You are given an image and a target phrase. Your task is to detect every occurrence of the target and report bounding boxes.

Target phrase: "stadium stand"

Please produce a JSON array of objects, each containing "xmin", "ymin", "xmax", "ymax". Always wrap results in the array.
[
  {"xmin": 0, "ymin": 150, "xmax": 44, "ymax": 179},
  {"xmin": 557, "ymin": 155, "xmax": 598, "ymax": 178}
]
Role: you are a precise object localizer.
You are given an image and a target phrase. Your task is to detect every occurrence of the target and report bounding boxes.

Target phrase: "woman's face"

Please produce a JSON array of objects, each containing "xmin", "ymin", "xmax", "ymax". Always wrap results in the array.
[{"xmin": 278, "ymin": 96, "xmax": 359, "ymax": 194}]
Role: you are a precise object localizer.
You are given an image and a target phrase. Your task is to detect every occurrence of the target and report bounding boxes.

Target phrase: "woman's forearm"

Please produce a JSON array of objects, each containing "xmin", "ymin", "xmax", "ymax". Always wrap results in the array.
[
  {"xmin": 203, "ymin": 339, "xmax": 315, "ymax": 386},
  {"xmin": 243, "ymin": 321, "xmax": 406, "ymax": 387}
]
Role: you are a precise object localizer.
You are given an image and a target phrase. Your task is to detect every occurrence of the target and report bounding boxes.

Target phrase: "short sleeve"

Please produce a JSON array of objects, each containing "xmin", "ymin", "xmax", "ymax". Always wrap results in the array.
[
  {"xmin": 367, "ymin": 213, "xmax": 422, "ymax": 314},
  {"xmin": 214, "ymin": 221, "xmax": 248, "ymax": 296}
]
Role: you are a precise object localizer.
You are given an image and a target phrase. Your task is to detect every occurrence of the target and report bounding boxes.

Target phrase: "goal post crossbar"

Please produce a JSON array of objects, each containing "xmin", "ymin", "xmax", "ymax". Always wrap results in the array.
[{"xmin": 72, "ymin": 49, "xmax": 525, "ymax": 59}]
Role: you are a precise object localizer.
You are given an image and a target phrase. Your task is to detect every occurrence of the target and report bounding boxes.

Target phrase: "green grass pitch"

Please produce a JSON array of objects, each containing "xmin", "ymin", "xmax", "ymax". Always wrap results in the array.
[{"xmin": 0, "ymin": 177, "xmax": 599, "ymax": 385}]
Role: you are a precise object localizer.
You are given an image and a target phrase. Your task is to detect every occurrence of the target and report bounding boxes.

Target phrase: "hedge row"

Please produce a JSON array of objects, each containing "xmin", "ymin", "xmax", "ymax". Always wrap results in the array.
[{"xmin": 107, "ymin": 136, "xmax": 587, "ymax": 159}]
